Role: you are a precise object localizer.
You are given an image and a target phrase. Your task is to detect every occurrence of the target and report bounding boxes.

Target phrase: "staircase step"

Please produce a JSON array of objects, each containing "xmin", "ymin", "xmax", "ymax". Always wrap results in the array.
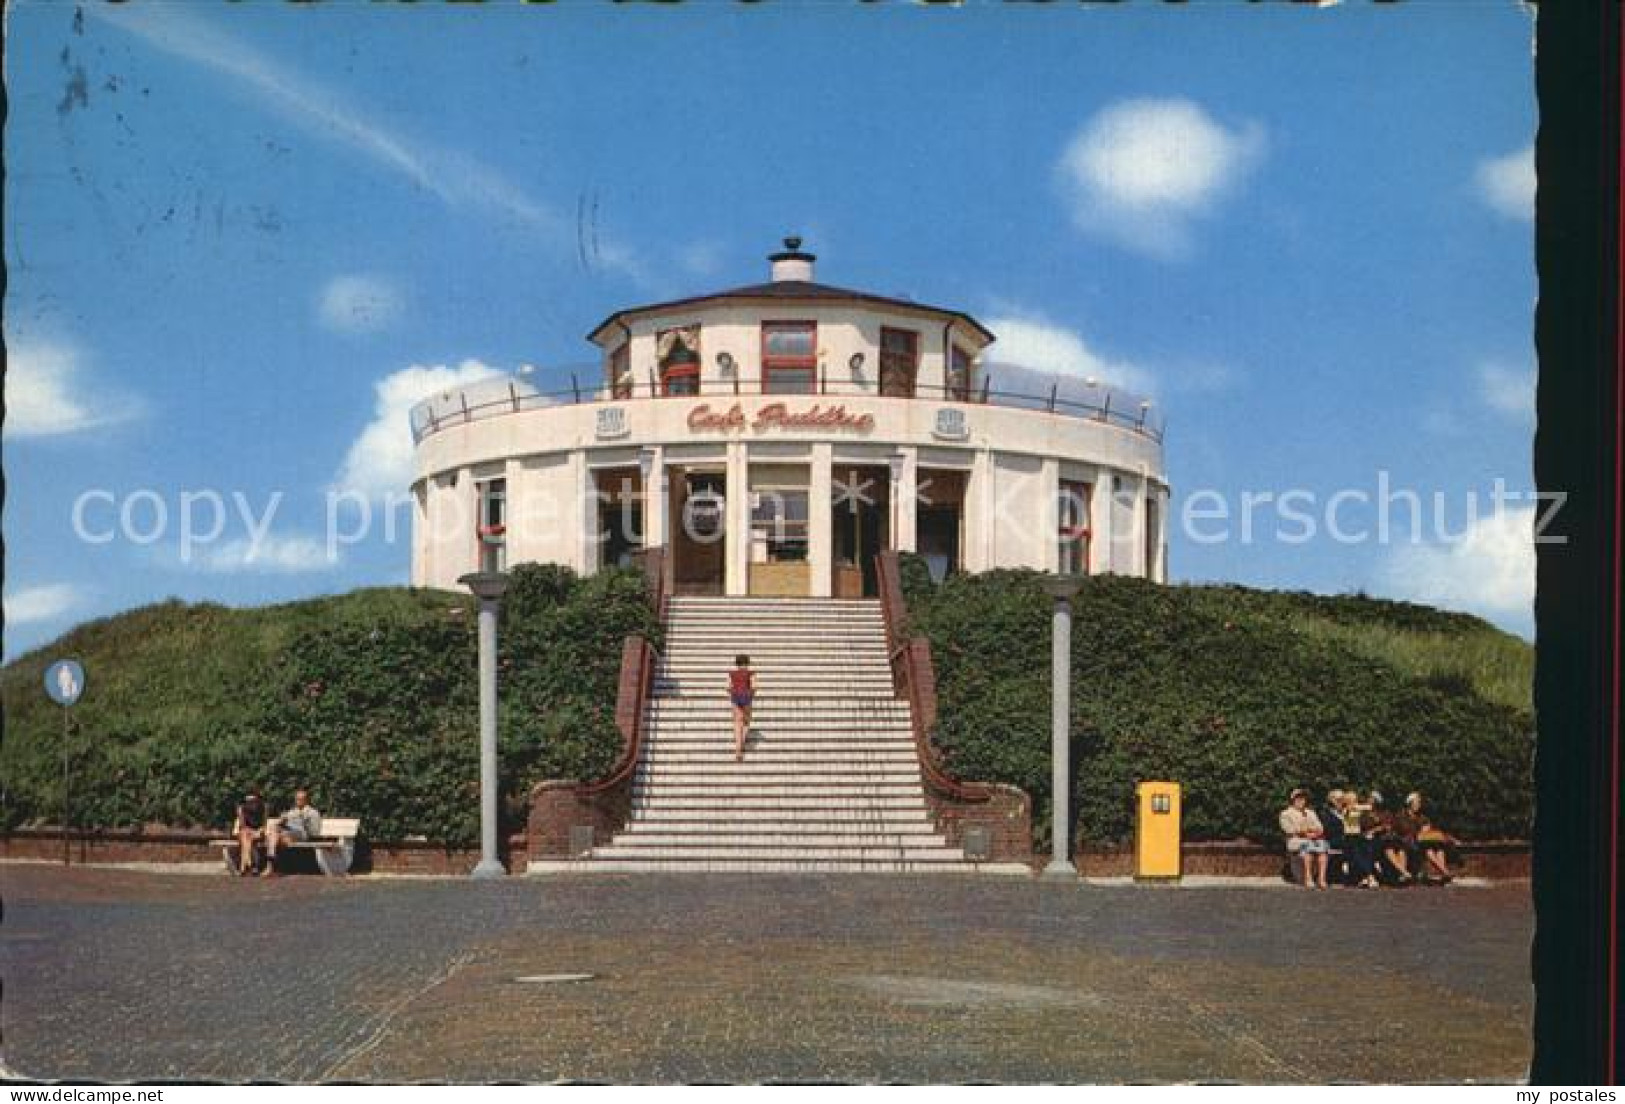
[
  {"xmin": 641, "ymin": 751, "xmax": 919, "ymax": 763},
  {"xmin": 611, "ymin": 830, "xmax": 950, "ymax": 844},
  {"xmin": 631, "ymin": 796, "xmax": 931, "ymax": 810},
  {"xmin": 628, "ymin": 812, "xmax": 937, "ymax": 827},
  {"xmin": 630, "ymin": 790, "xmax": 929, "ymax": 799},
  {"xmin": 530, "ymin": 860, "xmax": 1030, "ymax": 875},
  {"xmin": 590, "ymin": 846, "xmax": 963, "ymax": 861}
]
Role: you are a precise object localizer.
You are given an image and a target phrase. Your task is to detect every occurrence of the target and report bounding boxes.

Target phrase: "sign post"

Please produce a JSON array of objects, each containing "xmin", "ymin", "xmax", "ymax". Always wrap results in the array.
[{"xmin": 44, "ymin": 660, "xmax": 86, "ymax": 866}]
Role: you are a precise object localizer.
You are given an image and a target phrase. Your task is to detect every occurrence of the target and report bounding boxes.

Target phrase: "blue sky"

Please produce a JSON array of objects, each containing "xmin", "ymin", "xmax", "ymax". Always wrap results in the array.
[{"xmin": 4, "ymin": 1, "xmax": 1537, "ymax": 660}]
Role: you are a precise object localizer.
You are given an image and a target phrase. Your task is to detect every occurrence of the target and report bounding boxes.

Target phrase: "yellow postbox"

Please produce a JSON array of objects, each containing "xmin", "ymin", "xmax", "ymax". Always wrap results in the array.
[{"xmin": 1134, "ymin": 781, "xmax": 1182, "ymax": 881}]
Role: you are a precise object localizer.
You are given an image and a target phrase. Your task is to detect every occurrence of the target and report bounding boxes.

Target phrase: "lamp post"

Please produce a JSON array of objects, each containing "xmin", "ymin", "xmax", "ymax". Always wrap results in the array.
[
  {"xmin": 1040, "ymin": 575, "xmax": 1083, "ymax": 880},
  {"xmin": 459, "ymin": 571, "xmax": 511, "ymax": 879}
]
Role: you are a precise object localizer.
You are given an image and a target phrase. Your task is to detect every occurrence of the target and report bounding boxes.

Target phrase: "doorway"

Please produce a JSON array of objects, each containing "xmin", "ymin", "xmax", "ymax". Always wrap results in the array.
[
  {"xmin": 832, "ymin": 464, "xmax": 890, "ymax": 597},
  {"xmin": 670, "ymin": 469, "xmax": 727, "ymax": 595},
  {"xmin": 595, "ymin": 467, "xmax": 644, "ymax": 571}
]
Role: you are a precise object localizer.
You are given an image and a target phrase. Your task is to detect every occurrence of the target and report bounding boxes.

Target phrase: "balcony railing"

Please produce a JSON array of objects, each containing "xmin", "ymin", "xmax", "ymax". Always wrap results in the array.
[{"xmin": 409, "ymin": 366, "xmax": 1165, "ymax": 445}]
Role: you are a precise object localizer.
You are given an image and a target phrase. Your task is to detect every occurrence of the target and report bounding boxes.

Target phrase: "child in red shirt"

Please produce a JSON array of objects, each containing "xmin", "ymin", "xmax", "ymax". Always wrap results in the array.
[{"xmin": 729, "ymin": 655, "xmax": 754, "ymax": 762}]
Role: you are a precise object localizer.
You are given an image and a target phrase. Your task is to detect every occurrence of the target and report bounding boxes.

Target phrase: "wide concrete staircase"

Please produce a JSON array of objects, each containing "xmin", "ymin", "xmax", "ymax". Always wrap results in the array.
[{"xmin": 548, "ymin": 596, "xmax": 1024, "ymax": 874}]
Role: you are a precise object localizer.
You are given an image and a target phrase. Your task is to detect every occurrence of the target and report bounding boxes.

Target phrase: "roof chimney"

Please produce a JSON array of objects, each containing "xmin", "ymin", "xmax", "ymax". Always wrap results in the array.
[{"xmin": 769, "ymin": 235, "xmax": 816, "ymax": 283}]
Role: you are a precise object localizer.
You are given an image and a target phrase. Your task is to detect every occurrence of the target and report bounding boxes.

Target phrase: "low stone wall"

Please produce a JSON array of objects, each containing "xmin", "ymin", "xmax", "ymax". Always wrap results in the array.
[
  {"xmin": 0, "ymin": 829, "xmax": 529, "ymax": 875},
  {"xmin": 2, "ymin": 828, "xmax": 1529, "ymax": 880},
  {"xmin": 1075, "ymin": 840, "xmax": 1531, "ymax": 880}
]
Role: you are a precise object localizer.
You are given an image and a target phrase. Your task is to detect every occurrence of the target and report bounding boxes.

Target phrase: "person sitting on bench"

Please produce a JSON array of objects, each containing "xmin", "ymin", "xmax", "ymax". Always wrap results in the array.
[
  {"xmin": 1280, "ymin": 787, "xmax": 1331, "ymax": 889},
  {"xmin": 235, "ymin": 790, "xmax": 270, "ymax": 877},
  {"xmin": 267, "ymin": 789, "xmax": 323, "ymax": 872}
]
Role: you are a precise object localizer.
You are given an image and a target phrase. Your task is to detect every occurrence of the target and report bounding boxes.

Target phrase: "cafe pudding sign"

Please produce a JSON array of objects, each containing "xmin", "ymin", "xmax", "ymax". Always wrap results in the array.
[{"xmin": 687, "ymin": 402, "xmax": 876, "ymax": 434}]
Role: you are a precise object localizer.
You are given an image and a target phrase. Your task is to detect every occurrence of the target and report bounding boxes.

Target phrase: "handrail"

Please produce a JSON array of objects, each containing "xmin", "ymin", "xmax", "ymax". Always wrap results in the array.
[
  {"xmin": 574, "ymin": 634, "xmax": 659, "ymax": 797},
  {"xmin": 558, "ymin": 550, "xmax": 666, "ymax": 799},
  {"xmin": 411, "ymin": 375, "xmax": 1164, "ymax": 445},
  {"xmin": 638, "ymin": 545, "xmax": 668, "ymax": 620},
  {"xmin": 875, "ymin": 551, "xmax": 994, "ymax": 805}
]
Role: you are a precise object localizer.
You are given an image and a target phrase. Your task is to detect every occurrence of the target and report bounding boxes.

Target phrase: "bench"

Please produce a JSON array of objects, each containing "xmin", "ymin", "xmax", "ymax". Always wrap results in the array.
[{"xmin": 209, "ymin": 817, "xmax": 360, "ymax": 876}]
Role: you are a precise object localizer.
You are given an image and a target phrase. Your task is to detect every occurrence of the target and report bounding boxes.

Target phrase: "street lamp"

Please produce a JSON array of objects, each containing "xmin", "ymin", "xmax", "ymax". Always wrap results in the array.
[
  {"xmin": 459, "ymin": 570, "xmax": 511, "ymax": 880},
  {"xmin": 1040, "ymin": 574, "xmax": 1083, "ymax": 880}
]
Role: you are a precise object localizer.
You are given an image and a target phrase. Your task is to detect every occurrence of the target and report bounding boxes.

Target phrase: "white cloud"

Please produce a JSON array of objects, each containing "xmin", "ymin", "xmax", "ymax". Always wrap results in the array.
[
  {"xmin": 333, "ymin": 361, "xmax": 505, "ymax": 498},
  {"xmin": 1378, "ymin": 506, "xmax": 1534, "ymax": 624},
  {"xmin": 4, "ymin": 584, "xmax": 83, "ymax": 626},
  {"xmin": 983, "ymin": 312, "xmax": 1157, "ymax": 396},
  {"xmin": 1475, "ymin": 144, "xmax": 1535, "ymax": 221},
  {"xmin": 318, "ymin": 275, "xmax": 403, "ymax": 335},
  {"xmin": 1057, "ymin": 98, "xmax": 1265, "ymax": 259},
  {"xmin": 200, "ymin": 535, "xmax": 337, "ymax": 574},
  {"xmin": 4, "ymin": 340, "xmax": 143, "ymax": 439},
  {"xmin": 1478, "ymin": 362, "xmax": 1535, "ymax": 419},
  {"xmin": 92, "ymin": 6, "xmax": 650, "ymax": 286}
]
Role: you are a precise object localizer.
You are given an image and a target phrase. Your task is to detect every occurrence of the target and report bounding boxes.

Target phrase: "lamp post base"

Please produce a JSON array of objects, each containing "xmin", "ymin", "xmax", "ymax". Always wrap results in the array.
[
  {"xmin": 470, "ymin": 858, "xmax": 507, "ymax": 880},
  {"xmin": 1041, "ymin": 859, "xmax": 1079, "ymax": 881}
]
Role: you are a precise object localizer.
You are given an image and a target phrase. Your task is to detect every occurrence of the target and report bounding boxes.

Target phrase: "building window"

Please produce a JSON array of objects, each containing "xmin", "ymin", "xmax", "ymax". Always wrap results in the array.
[
  {"xmin": 879, "ymin": 327, "xmax": 918, "ymax": 398},
  {"xmin": 948, "ymin": 344, "xmax": 975, "ymax": 402},
  {"xmin": 608, "ymin": 342, "xmax": 631, "ymax": 399},
  {"xmin": 477, "ymin": 477, "xmax": 507, "ymax": 573},
  {"xmin": 1058, "ymin": 479, "xmax": 1091, "ymax": 576},
  {"xmin": 762, "ymin": 321, "xmax": 817, "ymax": 394},
  {"xmin": 658, "ymin": 326, "xmax": 702, "ymax": 396},
  {"xmin": 1145, "ymin": 492, "xmax": 1160, "ymax": 579},
  {"xmin": 751, "ymin": 488, "xmax": 810, "ymax": 562}
]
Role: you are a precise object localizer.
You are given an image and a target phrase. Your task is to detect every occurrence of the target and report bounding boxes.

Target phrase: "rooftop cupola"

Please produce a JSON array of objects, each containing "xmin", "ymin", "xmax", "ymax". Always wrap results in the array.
[{"xmin": 768, "ymin": 235, "xmax": 816, "ymax": 283}]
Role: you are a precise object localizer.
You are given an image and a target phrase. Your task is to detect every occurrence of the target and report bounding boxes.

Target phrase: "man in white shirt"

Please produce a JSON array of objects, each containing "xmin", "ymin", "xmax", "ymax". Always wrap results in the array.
[{"xmin": 266, "ymin": 789, "xmax": 323, "ymax": 872}]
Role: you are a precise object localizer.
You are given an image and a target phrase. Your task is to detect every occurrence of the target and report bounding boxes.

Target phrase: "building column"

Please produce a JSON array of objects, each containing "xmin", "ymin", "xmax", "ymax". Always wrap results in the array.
[
  {"xmin": 965, "ymin": 447, "xmax": 994, "ymax": 573},
  {"xmin": 644, "ymin": 445, "xmax": 668, "ymax": 552},
  {"xmin": 726, "ymin": 441, "xmax": 750, "ymax": 596},
  {"xmin": 459, "ymin": 467, "xmax": 480, "ymax": 584},
  {"xmin": 894, "ymin": 447, "xmax": 918, "ymax": 554},
  {"xmin": 1156, "ymin": 484, "xmax": 1171, "ymax": 582},
  {"xmin": 411, "ymin": 481, "xmax": 430, "ymax": 587},
  {"xmin": 1040, "ymin": 457, "xmax": 1060, "ymax": 573},
  {"xmin": 570, "ymin": 450, "xmax": 596, "ymax": 575},
  {"xmin": 810, "ymin": 443, "xmax": 833, "ymax": 597}
]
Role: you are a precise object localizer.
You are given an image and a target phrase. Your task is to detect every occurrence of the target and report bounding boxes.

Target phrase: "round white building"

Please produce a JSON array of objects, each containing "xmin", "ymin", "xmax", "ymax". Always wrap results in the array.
[{"xmin": 410, "ymin": 239, "xmax": 1168, "ymax": 598}]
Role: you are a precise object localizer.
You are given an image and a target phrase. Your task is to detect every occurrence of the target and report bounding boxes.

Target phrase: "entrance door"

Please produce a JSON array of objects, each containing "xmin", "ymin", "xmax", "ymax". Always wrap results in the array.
[
  {"xmin": 832, "ymin": 465, "xmax": 889, "ymax": 597},
  {"xmin": 670, "ymin": 470, "xmax": 727, "ymax": 595}
]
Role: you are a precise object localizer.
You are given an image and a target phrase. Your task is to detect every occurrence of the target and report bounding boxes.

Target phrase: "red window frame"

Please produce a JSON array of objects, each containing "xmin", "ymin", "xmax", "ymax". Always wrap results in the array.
[
  {"xmin": 1058, "ymin": 479, "xmax": 1092, "ymax": 575},
  {"xmin": 879, "ymin": 327, "xmax": 919, "ymax": 398},
  {"xmin": 761, "ymin": 321, "xmax": 817, "ymax": 394},
  {"xmin": 658, "ymin": 327, "xmax": 702, "ymax": 396}
]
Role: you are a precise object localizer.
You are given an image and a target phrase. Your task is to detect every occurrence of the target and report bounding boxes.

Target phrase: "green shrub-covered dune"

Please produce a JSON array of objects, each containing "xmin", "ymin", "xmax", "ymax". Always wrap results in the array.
[
  {"xmin": 898, "ymin": 555, "xmax": 1533, "ymax": 848},
  {"xmin": 0, "ymin": 565, "xmax": 659, "ymax": 847},
  {"xmin": 3, "ymin": 560, "xmax": 1531, "ymax": 850}
]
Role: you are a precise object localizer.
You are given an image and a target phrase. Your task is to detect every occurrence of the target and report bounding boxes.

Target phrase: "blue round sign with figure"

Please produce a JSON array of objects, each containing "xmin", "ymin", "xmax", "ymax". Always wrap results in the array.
[{"xmin": 44, "ymin": 660, "xmax": 86, "ymax": 707}]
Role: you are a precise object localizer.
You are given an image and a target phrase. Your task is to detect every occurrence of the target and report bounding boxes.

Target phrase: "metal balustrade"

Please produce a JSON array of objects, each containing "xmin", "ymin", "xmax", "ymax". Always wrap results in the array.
[{"xmin": 408, "ymin": 368, "xmax": 1165, "ymax": 445}]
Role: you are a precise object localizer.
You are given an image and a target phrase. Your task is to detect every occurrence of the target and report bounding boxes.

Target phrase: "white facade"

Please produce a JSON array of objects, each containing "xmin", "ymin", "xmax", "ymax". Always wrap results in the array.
[{"xmin": 410, "ymin": 242, "xmax": 1169, "ymax": 598}]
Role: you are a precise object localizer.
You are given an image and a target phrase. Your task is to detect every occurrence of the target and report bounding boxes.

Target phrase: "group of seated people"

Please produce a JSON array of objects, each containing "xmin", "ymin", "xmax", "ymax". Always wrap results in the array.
[
  {"xmin": 1279, "ymin": 788, "xmax": 1457, "ymax": 889},
  {"xmin": 234, "ymin": 788, "xmax": 322, "ymax": 877}
]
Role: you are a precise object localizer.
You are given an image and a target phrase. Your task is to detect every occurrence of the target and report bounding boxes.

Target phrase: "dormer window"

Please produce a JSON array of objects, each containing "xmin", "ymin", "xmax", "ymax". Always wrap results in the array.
[
  {"xmin": 762, "ymin": 321, "xmax": 817, "ymax": 394},
  {"xmin": 658, "ymin": 326, "xmax": 702, "ymax": 396},
  {"xmin": 880, "ymin": 327, "xmax": 919, "ymax": 398}
]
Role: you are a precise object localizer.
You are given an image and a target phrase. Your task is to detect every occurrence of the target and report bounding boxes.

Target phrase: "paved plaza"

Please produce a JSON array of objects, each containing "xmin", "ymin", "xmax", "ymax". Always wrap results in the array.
[{"xmin": 0, "ymin": 865, "xmax": 1531, "ymax": 1083}]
